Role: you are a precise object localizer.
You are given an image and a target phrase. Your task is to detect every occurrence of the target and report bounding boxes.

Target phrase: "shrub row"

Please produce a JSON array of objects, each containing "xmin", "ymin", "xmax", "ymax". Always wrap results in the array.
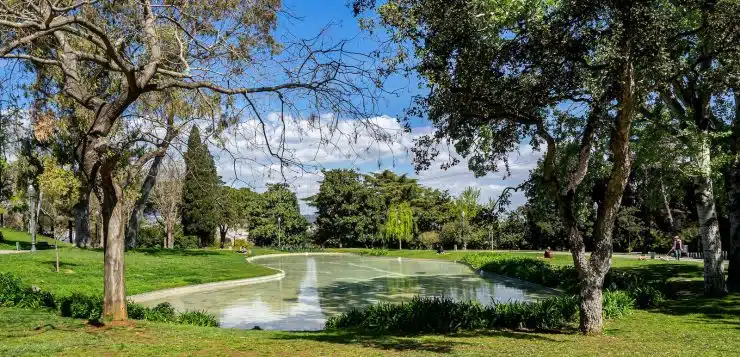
[
  {"xmin": 325, "ymin": 293, "xmax": 638, "ymax": 334},
  {"xmin": 459, "ymin": 253, "xmax": 666, "ymax": 309},
  {"xmin": 270, "ymin": 245, "xmax": 326, "ymax": 253},
  {"xmin": 352, "ymin": 249, "xmax": 390, "ymax": 256},
  {"xmin": 0, "ymin": 273, "xmax": 218, "ymax": 327}
]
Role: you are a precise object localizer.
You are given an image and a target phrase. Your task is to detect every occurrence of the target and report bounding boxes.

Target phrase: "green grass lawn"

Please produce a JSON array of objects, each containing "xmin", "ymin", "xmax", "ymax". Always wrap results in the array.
[
  {"xmin": 2, "ymin": 296, "xmax": 739, "ymax": 356},
  {"xmin": 2, "ymin": 236, "xmax": 738, "ymax": 356},
  {"xmin": 0, "ymin": 228, "xmax": 276, "ymax": 296}
]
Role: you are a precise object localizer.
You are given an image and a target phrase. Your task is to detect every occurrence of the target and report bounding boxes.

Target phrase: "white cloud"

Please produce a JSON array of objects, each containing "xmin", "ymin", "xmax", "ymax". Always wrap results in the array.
[{"xmin": 207, "ymin": 115, "xmax": 541, "ymax": 214}]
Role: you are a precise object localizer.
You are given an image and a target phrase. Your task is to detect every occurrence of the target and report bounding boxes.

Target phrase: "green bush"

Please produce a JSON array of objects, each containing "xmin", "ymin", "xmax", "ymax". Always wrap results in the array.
[
  {"xmin": 175, "ymin": 234, "xmax": 199, "ymax": 249},
  {"xmin": 460, "ymin": 253, "xmax": 579, "ymax": 292},
  {"xmin": 138, "ymin": 226, "xmax": 164, "ymax": 249},
  {"xmin": 274, "ymin": 245, "xmax": 325, "ymax": 253},
  {"xmin": 325, "ymin": 295, "xmax": 579, "ymax": 334},
  {"xmin": 628, "ymin": 285, "xmax": 665, "ymax": 309},
  {"xmin": 57, "ymin": 294, "xmax": 103, "ymax": 321},
  {"xmin": 602, "ymin": 290, "xmax": 635, "ymax": 319},
  {"xmin": 0, "ymin": 273, "xmax": 56, "ymax": 309},
  {"xmin": 177, "ymin": 310, "xmax": 220, "ymax": 327},
  {"xmin": 417, "ymin": 231, "xmax": 440, "ymax": 249},
  {"xmin": 1, "ymin": 273, "xmax": 217, "ymax": 327},
  {"xmin": 354, "ymin": 249, "xmax": 389, "ymax": 256},
  {"xmin": 233, "ymin": 239, "xmax": 253, "ymax": 251}
]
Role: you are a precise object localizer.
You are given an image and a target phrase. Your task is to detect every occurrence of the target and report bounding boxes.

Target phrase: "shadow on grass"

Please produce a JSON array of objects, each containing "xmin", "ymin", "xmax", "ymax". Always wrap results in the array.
[
  {"xmin": 127, "ymin": 248, "xmax": 226, "ymax": 257},
  {"xmin": 41, "ymin": 261, "xmax": 81, "ymax": 268},
  {"xmin": 272, "ymin": 329, "xmax": 562, "ymax": 353},
  {"xmin": 0, "ymin": 239, "xmax": 55, "ymax": 251},
  {"xmin": 611, "ymin": 263, "xmax": 704, "ymax": 282},
  {"xmin": 655, "ymin": 293, "xmax": 740, "ymax": 320}
]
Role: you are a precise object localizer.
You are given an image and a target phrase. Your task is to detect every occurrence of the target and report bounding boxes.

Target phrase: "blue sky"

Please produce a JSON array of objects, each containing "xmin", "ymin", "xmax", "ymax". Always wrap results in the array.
[{"xmin": 0, "ymin": 1, "xmax": 539, "ymax": 214}]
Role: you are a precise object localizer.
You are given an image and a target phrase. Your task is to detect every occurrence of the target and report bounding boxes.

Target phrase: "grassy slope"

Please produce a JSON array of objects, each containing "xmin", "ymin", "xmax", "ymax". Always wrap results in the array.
[{"xmin": 0, "ymin": 228, "xmax": 276, "ymax": 296}]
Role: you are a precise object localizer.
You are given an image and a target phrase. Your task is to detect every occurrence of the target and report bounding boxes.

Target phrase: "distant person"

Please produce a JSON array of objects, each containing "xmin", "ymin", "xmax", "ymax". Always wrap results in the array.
[
  {"xmin": 669, "ymin": 236, "xmax": 682, "ymax": 260},
  {"xmin": 436, "ymin": 244, "xmax": 445, "ymax": 254},
  {"xmin": 544, "ymin": 247, "xmax": 553, "ymax": 259}
]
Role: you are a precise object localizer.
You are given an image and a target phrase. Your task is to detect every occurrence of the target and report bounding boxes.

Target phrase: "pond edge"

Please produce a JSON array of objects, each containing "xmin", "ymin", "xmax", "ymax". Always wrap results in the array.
[{"xmin": 127, "ymin": 252, "xmax": 354, "ymax": 303}]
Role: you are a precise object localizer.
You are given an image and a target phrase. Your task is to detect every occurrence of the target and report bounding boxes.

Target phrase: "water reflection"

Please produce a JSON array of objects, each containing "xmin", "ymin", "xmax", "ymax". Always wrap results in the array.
[{"xmin": 141, "ymin": 255, "xmax": 555, "ymax": 331}]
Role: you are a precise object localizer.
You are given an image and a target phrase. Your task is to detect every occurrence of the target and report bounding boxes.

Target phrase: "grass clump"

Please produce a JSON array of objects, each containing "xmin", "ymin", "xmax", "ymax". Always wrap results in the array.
[
  {"xmin": 602, "ymin": 290, "xmax": 635, "ymax": 319},
  {"xmin": 0, "ymin": 272, "xmax": 218, "ymax": 327},
  {"xmin": 353, "ymin": 249, "xmax": 390, "ymax": 257},
  {"xmin": 177, "ymin": 310, "xmax": 220, "ymax": 327},
  {"xmin": 325, "ymin": 295, "xmax": 582, "ymax": 334}
]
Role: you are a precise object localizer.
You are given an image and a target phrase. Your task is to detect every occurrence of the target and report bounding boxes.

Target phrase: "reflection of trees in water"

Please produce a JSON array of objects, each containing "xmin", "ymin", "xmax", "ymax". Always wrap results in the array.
[
  {"xmin": 317, "ymin": 275, "xmax": 494, "ymax": 316},
  {"xmin": 153, "ymin": 256, "xmax": 552, "ymax": 330}
]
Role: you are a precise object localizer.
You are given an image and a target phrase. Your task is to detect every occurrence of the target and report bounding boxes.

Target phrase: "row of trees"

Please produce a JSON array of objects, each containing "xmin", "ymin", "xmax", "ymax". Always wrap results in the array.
[
  {"xmin": 142, "ymin": 125, "xmax": 308, "ymax": 249},
  {"xmin": 309, "ymin": 169, "xmax": 525, "ymax": 250}
]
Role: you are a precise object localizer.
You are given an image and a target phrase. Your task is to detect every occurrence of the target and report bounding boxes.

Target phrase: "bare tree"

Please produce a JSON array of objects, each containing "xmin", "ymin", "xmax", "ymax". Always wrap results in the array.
[
  {"xmin": 1, "ymin": 1, "xmax": 385, "ymax": 320},
  {"xmin": 151, "ymin": 158, "xmax": 184, "ymax": 249}
]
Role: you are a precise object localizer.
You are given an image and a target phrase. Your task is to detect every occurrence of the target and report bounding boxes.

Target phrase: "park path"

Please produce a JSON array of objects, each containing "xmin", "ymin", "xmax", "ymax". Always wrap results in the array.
[{"xmin": 0, "ymin": 250, "xmax": 28, "ymax": 254}]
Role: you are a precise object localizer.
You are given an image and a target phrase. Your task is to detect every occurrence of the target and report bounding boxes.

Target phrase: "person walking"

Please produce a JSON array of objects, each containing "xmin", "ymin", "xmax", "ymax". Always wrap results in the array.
[{"xmin": 669, "ymin": 236, "xmax": 682, "ymax": 260}]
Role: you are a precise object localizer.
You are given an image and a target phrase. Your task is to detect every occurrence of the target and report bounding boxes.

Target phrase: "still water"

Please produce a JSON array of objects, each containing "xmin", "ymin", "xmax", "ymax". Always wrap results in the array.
[{"xmin": 141, "ymin": 254, "xmax": 555, "ymax": 331}]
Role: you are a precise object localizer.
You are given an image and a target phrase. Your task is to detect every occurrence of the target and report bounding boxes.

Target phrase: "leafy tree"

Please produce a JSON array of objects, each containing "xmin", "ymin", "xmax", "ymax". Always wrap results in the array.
[
  {"xmin": 648, "ymin": 0, "xmax": 740, "ymax": 295},
  {"xmin": 412, "ymin": 187, "xmax": 455, "ymax": 233},
  {"xmin": 251, "ymin": 184, "xmax": 308, "ymax": 247},
  {"xmin": 310, "ymin": 169, "xmax": 383, "ymax": 248},
  {"xmin": 358, "ymin": 0, "xmax": 689, "ymax": 334},
  {"xmin": 385, "ymin": 202, "xmax": 413, "ymax": 250},
  {"xmin": 453, "ymin": 187, "xmax": 481, "ymax": 249},
  {"xmin": 182, "ymin": 126, "xmax": 220, "ymax": 247},
  {"xmin": 38, "ymin": 158, "xmax": 80, "ymax": 272},
  {"xmin": 217, "ymin": 186, "xmax": 241, "ymax": 249}
]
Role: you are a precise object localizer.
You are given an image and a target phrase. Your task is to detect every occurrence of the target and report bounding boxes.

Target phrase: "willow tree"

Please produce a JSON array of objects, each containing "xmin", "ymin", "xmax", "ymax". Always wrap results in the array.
[
  {"xmin": 356, "ymin": 0, "xmax": 684, "ymax": 334},
  {"xmin": 1, "ymin": 0, "xmax": 381, "ymax": 321},
  {"xmin": 386, "ymin": 202, "xmax": 413, "ymax": 250}
]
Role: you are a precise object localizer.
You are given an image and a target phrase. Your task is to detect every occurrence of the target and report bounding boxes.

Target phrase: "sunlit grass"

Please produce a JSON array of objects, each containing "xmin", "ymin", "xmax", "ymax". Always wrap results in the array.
[{"xmin": 0, "ymin": 229, "xmax": 276, "ymax": 296}]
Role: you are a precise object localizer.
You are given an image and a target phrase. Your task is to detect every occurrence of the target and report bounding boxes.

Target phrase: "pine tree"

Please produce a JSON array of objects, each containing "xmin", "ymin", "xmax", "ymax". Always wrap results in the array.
[{"xmin": 181, "ymin": 126, "xmax": 220, "ymax": 247}]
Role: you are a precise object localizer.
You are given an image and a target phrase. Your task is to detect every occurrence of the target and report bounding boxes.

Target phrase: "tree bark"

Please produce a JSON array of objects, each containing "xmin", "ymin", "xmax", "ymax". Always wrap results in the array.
[
  {"xmin": 726, "ymin": 92, "xmax": 740, "ymax": 291},
  {"xmin": 101, "ymin": 164, "xmax": 127, "ymax": 321},
  {"xmin": 166, "ymin": 221, "xmax": 174, "ymax": 249},
  {"xmin": 73, "ymin": 192, "xmax": 91, "ymax": 248},
  {"xmin": 125, "ymin": 154, "xmax": 167, "ymax": 249},
  {"xmin": 660, "ymin": 177, "xmax": 674, "ymax": 231},
  {"xmin": 727, "ymin": 162, "xmax": 740, "ymax": 291},
  {"xmin": 67, "ymin": 220, "xmax": 73, "ymax": 244},
  {"xmin": 695, "ymin": 138, "xmax": 726, "ymax": 295}
]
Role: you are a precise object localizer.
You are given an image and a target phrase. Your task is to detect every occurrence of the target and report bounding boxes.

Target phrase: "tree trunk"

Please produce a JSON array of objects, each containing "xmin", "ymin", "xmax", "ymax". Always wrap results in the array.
[
  {"xmin": 580, "ymin": 276, "xmax": 604, "ymax": 334},
  {"xmin": 695, "ymin": 138, "xmax": 727, "ymax": 296},
  {"xmin": 727, "ymin": 163, "xmax": 740, "ymax": 291},
  {"xmin": 220, "ymin": 226, "xmax": 227, "ymax": 249},
  {"xmin": 660, "ymin": 178, "xmax": 674, "ymax": 231},
  {"xmin": 399, "ymin": 238, "xmax": 402, "ymax": 250},
  {"xmin": 101, "ymin": 167, "xmax": 127, "ymax": 321},
  {"xmin": 726, "ymin": 92, "xmax": 740, "ymax": 291},
  {"xmin": 68, "ymin": 220, "xmax": 73, "ymax": 244},
  {"xmin": 73, "ymin": 194, "xmax": 90, "ymax": 248},
  {"xmin": 166, "ymin": 221, "xmax": 174, "ymax": 249},
  {"xmin": 125, "ymin": 155, "xmax": 166, "ymax": 249},
  {"xmin": 55, "ymin": 237, "xmax": 60, "ymax": 273}
]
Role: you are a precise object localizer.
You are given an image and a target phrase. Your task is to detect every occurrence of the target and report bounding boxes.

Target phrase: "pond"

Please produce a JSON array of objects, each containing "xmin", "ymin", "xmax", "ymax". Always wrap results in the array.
[{"xmin": 140, "ymin": 254, "xmax": 556, "ymax": 331}]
